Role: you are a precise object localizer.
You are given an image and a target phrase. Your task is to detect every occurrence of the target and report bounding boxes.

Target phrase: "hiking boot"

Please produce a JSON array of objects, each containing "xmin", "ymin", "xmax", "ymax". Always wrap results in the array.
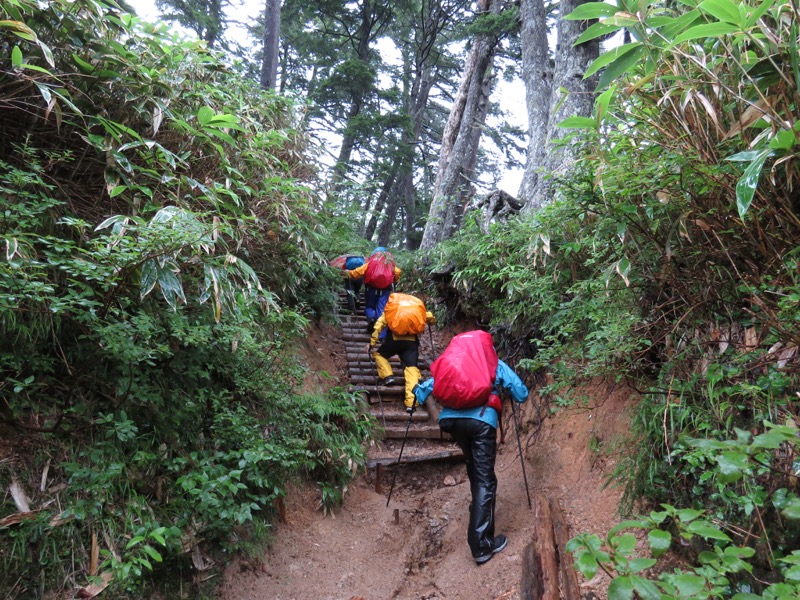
[
  {"xmin": 474, "ymin": 535, "xmax": 508, "ymax": 565},
  {"xmin": 378, "ymin": 376, "xmax": 396, "ymax": 387},
  {"xmin": 405, "ymin": 401, "xmax": 418, "ymax": 414}
]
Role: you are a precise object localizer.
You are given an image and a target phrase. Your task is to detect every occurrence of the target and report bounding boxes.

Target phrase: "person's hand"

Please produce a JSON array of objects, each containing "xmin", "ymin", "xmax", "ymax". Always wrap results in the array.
[{"xmin": 365, "ymin": 343, "xmax": 373, "ymax": 355}]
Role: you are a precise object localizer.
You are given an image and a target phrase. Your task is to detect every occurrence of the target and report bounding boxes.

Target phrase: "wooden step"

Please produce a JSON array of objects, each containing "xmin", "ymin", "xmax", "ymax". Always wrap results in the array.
[
  {"xmin": 350, "ymin": 385, "xmax": 407, "ymax": 396},
  {"xmin": 349, "ymin": 376, "xmax": 407, "ymax": 385},
  {"xmin": 369, "ymin": 407, "xmax": 429, "ymax": 423},
  {"xmin": 382, "ymin": 424, "xmax": 450, "ymax": 440},
  {"xmin": 366, "ymin": 447, "xmax": 463, "ymax": 468}
]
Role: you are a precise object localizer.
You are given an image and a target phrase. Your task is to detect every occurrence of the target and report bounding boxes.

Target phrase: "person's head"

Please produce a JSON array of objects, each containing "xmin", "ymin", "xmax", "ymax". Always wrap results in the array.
[{"xmin": 372, "ymin": 246, "xmax": 387, "ymax": 254}]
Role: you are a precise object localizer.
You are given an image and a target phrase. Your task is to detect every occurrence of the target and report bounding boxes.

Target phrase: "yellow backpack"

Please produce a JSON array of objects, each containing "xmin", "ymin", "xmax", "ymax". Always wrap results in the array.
[{"xmin": 383, "ymin": 293, "xmax": 427, "ymax": 336}]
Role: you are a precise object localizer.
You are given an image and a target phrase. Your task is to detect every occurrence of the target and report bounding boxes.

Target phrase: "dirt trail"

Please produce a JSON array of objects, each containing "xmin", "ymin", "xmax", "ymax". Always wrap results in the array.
[{"xmin": 218, "ymin": 322, "xmax": 633, "ymax": 600}]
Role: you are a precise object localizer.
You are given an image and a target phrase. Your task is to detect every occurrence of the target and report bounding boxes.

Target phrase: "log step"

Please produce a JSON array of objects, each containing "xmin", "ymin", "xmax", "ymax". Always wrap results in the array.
[
  {"xmin": 366, "ymin": 447, "xmax": 463, "ymax": 468},
  {"xmin": 382, "ymin": 424, "xmax": 449, "ymax": 440}
]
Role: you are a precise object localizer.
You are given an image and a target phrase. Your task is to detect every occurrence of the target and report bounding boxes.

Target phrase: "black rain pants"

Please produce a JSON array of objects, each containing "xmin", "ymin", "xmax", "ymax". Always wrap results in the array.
[{"xmin": 438, "ymin": 417, "xmax": 498, "ymax": 559}]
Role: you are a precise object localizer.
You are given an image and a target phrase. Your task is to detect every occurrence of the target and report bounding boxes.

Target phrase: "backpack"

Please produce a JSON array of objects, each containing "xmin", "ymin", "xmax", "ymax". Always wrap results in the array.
[
  {"xmin": 345, "ymin": 255, "xmax": 365, "ymax": 270},
  {"xmin": 363, "ymin": 251, "xmax": 395, "ymax": 288},
  {"xmin": 383, "ymin": 293, "xmax": 427, "ymax": 336},
  {"xmin": 431, "ymin": 331, "xmax": 498, "ymax": 410}
]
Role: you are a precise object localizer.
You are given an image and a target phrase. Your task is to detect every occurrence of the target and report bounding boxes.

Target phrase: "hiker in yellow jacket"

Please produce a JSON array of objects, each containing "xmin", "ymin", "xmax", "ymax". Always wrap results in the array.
[{"xmin": 367, "ymin": 295, "xmax": 435, "ymax": 413}]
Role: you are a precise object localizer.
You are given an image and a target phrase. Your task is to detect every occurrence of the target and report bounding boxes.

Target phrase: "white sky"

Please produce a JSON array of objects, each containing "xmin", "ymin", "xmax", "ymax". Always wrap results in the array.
[{"xmin": 126, "ymin": 0, "xmax": 526, "ymax": 194}]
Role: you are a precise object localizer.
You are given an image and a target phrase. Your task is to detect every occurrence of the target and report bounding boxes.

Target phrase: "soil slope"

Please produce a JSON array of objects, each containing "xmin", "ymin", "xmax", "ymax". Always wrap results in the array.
[{"xmin": 218, "ymin": 322, "xmax": 633, "ymax": 600}]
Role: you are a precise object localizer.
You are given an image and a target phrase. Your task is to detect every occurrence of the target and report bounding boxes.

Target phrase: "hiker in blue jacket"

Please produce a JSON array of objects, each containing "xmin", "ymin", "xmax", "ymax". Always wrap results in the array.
[
  {"xmin": 345, "ymin": 247, "xmax": 401, "ymax": 332},
  {"xmin": 413, "ymin": 358, "xmax": 528, "ymax": 565}
]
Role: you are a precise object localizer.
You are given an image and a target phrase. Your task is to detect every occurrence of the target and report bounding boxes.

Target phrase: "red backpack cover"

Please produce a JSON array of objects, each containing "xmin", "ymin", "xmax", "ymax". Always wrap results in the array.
[
  {"xmin": 364, "ymin": 251, "xmax": 395, "ymax": 288},
  {"xmin": 431, "ymin": 331, "xmax": 498, "ymax": 409}
]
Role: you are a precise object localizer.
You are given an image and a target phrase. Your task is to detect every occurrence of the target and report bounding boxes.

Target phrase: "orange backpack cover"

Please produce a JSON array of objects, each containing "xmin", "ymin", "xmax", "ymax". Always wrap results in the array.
[{"xmin": 383, "ymin": 293, "xmax": 427, "ymax": 336}]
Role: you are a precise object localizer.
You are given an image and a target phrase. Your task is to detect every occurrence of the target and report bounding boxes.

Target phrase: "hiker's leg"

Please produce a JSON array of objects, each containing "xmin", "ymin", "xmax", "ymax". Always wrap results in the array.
[
  {"xmin": 373, "ymin": 352, "xmax": 393, "ymax": 379},
  {"xmin": 345, "ymin": 279, "xmax": 356, "ymax": 314},
  {"xmin": 441, "ymin": 418, "xmax": 497, "ymax": 558},
  {"xmin": 397, "ymin": 342, "xmax": 421, "ymax": 409},
  {"xmin": 469, "ymin": 421, "xmax": 498, "ymax": 558},
  {"xmin": 364, "ymin": 286, "xmax": 379, "ymax": 331},
  {"xmin": 375, "ymin": 340, "xmax": 400, "ymax": 383},
  {"xmin": 402, "ymin": 366, "xmax": 421, "ymax": 407},
  {"xmin": 364, "ymin": 286, "xmax": 379, "ymax": 321},
  {"xmin": 439, "ymin": 418, "xmax": 495, "ymax": 557},
  {"xmin": 375, "ymin": 288, "xmax": 391, "ymax": 320}
]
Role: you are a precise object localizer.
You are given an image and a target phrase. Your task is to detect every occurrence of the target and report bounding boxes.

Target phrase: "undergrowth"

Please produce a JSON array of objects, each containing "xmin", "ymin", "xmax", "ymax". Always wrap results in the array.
[{"xmin": 0, "ymin": 1, "xmax": 374, "ymax": 597}]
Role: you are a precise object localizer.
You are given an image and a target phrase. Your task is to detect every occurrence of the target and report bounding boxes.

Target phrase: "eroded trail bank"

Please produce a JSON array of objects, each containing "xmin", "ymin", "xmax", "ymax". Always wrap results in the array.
[{"xmin": 219, "ymin": 322, "xmax": 631, "ymax": 600}]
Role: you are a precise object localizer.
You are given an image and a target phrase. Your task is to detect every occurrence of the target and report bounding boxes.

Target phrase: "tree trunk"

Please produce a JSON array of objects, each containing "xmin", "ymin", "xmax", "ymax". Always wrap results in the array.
[
  {"xmin": 419, "ymin": 0, "xmax": 499, "ymax": 250},
  {"xmin": 520, "ymin": 0, "xmax": 599, "ymax": 211},
  {"xmin": 517, "ymin": 0, "xmax": 552, "ymax": 203},
  {"xmin": 260, "ymin": 0, "xmax": 281, "ymax": 90}
]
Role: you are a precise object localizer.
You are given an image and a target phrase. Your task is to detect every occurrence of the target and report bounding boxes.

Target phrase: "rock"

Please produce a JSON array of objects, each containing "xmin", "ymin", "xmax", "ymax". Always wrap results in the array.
[{"xmin": 443, "ymin": 475, "xmax": 457, "ymax": 486}]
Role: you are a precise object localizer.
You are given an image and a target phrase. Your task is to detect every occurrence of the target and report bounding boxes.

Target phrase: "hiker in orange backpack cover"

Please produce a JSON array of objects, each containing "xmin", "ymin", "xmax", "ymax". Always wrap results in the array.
[
  {"xmin": 367, "ymin": 293, "xmax": 435, "ymax": 413},
  {"xmin": 344, "ymin": 247, "xmax": 401, "ymax": 333},
  {"xmin": 412, "ymin": 331, "xmax": 528, "ymax": 565}
]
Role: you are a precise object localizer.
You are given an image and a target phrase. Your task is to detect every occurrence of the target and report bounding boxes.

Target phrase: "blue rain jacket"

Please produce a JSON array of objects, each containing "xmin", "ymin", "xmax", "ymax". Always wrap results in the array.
[{"xmin": 413, "ymin": 359, "xmax": 528, "ymax": 429}]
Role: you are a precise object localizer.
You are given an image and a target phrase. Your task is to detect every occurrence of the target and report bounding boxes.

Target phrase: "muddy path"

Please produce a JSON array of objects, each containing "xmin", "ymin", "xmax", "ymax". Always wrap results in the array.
[{"xmin": 217, "ymin": 321, "xmax": 632, "ymax": 600}]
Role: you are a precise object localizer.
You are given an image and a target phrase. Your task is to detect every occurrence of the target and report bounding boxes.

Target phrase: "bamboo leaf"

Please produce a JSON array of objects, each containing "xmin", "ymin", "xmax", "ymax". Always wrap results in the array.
[
  {"xmin": 558, "ymin": 116, "xmax": 598, "ymax": 129},
  {"xmin": 745, "ymin": 0, "xmax": 777, "ymax": 28},
  {"xmin": 72, "ymin": 52, "xmax": 95, "ymax": 73},
  {"xmin": 730, "ymin": 148, "xmax": 772, "ymax": 218},
  {"xmin": 657, "ymin": 9, "xmax": 703, "ymax": 42},
  {"xmin": 595, "ymin": 84, "xmax": 616, "ymax": 123},
  {"xmin": 140, "ymin": 260, "xmax": 158, "ymax": 299},
  {"xmin": 565, "ymin": 2, "xmax": 621, "ymax": 20},
  {"xmin": 19, "ymin": 63, "xmax": 52, "ymax": 74},
  {"xmin": 598, "ymin": 45, "xmax": 645, "ymax": 89},
  {"xmin": 585, "ymin": 43, "xmax": 641, "ymax": 79},
  {"xmin": 699, "ymin": 0, "xmax": 742, "ymax": 26},
  {"xmin": 0, "ymin": 19, "xmax": 36, "ymax": 41},
  {"xmin": 37, "ymin": 39, "xmax": 54, "ymax": 67},
  {"xmin": 672, "ymin": 22, "xmax": 740, "ymax": 45},
  {"xmin": 574, "ymin": 22, "xmax": 623, "ymax": 45},
  {"xmin": 723, "ymin": 97, "xmax": 773, "ymax": 139},
  {"xmin": 157, "ymin": 263, "xmax": 186, "ymax": 309},
  {"xmin": 197, "ymin": 106, "xmax": 214, "ymax": 126},
  {"xmin": 11, "ymin": 45, "xmax": 22, "ymax": 67}
]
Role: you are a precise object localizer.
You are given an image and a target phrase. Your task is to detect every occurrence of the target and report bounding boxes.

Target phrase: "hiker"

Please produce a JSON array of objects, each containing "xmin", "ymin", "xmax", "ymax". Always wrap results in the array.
[
  {"xmin": 367, "ymin": 293, "xmax": 436, "ymax": 413},
  {"xmin": 344, "ymin": 247, "xmax": 401, "ymax": 332},
  {"xmin": 334, "ymin": 254, "xmax": 365, "ymax": 313},
  {"xmin": 412, "ymin": 331, "xmax": 528, "ymax": 565}
]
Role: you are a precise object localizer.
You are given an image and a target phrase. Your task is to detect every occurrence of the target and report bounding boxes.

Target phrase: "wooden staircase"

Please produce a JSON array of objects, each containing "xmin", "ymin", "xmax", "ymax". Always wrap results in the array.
[{"xmin": 335, "ymin": 290, "xmax": 464, "ymax": 471}]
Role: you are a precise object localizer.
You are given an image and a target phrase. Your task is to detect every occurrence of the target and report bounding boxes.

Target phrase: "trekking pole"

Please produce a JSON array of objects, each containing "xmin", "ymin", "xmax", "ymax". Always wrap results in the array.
[
  {"xmin": 368, "ymin": 349, "xmax": 387, "ymax": 428},
  {"xmin": 386, "ymin": 403, "xmax": 415, "ymax": 507},
  {"xmin": 510, "ymin": 397, "xmax": 532, "ymax": 509}
]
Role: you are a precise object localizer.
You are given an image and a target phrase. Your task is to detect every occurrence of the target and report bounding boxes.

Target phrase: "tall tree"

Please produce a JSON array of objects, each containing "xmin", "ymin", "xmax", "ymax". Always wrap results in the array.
[
  {"xmin": 518, "ymin": 0, "xmax": 599, "ymax": 210},
  {"xmin": 419, "ymin": 0, "xmax": 510, "ymax": 249},
  {"xmin": 155, "ymin": 0, "xmax": 229, "ymax": 48},
  {"xmin": 260, "ymin": 0, "xmax": 281, "ymax": 89},
  {"xmin": 366, "ymin": 0, "xmax": 468, "ymax": 248}
]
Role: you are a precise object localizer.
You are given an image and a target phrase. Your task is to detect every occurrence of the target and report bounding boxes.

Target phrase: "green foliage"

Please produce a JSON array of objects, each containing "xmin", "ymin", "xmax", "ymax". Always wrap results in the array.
[
  {"xmin": 422, "ymin": 2, "xmax": 800, "ymax": 594},
  {"xmin": 567, "ymin": 466, "xmax": 800, "ymax": 600},
  {"xmin": 0, "ymin": 1, "xmax": 375, "ymax": 596},
  {"xmin": 565, "ymin": 0, "xmax": 800, "ymax": 220}
]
